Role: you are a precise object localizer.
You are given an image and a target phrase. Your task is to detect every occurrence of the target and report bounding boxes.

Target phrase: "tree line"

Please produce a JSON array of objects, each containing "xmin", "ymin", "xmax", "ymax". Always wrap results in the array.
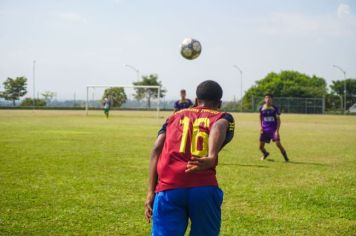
[
  {"xmin": 0, "ymin": 74, "xmax": 166, "ymax": 108},
  {"xmin": 1, "ymin": 71, "xmax": 355, "ymax": 111},
  {"xmin": 239, "ymin": 71, "xmax": 356, "ymax": 112}
]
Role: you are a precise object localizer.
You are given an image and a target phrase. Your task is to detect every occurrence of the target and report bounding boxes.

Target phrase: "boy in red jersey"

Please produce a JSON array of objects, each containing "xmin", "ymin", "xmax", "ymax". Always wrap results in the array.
[{"xmin": 145, "ymin": 80, "xmax": 235, "ymax": 236}]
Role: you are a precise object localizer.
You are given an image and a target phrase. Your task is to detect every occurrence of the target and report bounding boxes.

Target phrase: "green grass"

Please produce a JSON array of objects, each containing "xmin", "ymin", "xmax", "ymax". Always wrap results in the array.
[{"xmin": 0, "ymin": 110, "xmax": 355, "ymax": 235}]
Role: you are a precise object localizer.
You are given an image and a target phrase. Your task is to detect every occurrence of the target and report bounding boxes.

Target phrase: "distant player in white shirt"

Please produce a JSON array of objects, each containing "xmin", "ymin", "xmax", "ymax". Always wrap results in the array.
[{"xmin": 103, "ymin": 97, "xmax": 111, "ymax": 119}]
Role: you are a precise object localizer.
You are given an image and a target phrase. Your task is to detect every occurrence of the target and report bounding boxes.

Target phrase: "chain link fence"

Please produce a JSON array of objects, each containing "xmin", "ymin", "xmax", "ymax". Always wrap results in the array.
[{"xmin": 251, "ymin": 96, "xmax": 325, "ymax": 114}]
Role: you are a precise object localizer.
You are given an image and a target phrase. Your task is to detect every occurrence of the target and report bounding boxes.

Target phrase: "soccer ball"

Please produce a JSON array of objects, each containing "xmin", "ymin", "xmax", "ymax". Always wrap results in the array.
[{"xmin": 180, "ymin": 38, "xmax": 202, "ymax": 60}]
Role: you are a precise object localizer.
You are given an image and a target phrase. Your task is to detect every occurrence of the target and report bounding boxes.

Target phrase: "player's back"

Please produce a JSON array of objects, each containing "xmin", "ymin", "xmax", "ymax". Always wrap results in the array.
[{"xmin": 156, "ymin": 107, "xmax": 233, "ymax": 192}]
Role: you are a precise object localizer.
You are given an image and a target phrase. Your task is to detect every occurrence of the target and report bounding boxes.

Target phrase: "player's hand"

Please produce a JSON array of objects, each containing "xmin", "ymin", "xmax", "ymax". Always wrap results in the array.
[
  {"xmin": 185, "ymin": 156, "xmax": 216, "ymax": 173},
  {"xmin": 260, "ymin": 128, "xmax": 263, "ymax": 134},
  {"xmin": 274, "ymin": 130, "xmax": 280, "ymax": 138},
  {"xmin": 145, "ymin": 191, "xmax": 155, "ymax": 223}
]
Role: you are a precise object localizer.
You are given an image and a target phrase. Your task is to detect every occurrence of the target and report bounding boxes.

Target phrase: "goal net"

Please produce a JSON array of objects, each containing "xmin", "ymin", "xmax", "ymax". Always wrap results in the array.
[{"xmin": 85, "ymin": 85, "xmax": 161, "ymax": 117}]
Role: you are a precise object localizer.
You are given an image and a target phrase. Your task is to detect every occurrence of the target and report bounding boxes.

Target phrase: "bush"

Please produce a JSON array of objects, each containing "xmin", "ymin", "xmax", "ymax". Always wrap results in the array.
[{"xmin": 21, "ymin": 98, "xmax": 47, "ymax": 107}]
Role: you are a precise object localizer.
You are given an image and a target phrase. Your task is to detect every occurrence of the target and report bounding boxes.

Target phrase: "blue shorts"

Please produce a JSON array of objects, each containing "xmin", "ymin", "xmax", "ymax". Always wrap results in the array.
[{"xmin": 151, "ymin": 186, "xmax": 223, "ymax": 236}]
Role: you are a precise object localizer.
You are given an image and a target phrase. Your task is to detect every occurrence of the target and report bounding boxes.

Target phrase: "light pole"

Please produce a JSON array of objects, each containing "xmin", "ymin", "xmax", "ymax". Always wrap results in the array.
[
  {"xmin": 233, "ymin": 65, "xmax": 243, "ymax": 112},
  {"xmin": 123, "ymin": 64, "xmax": 140, "ymax": 81},
  {"xmin": 333, "ymin": 65, "xmax": 347, "ymax": 114},
  {"xmin": 33, "ymin": 60, "xmax": 36, "ymax": 108}
]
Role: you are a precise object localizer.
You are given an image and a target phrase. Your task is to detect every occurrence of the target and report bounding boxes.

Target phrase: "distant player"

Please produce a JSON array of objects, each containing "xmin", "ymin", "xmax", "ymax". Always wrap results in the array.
[
  {"xmin": 102, "ymin": 97, "xmax": 111, "ymax": 119},
  {"xmin": 145, "ymin": 80, "xmax": 235, "ymax": 236},
  {"xmin": 259, "ymin": 94, "xmax": 289, "ymax": 162},
  {"xmin": 174, "ymin": 89, "xmax": 193, "ymax": 112}
]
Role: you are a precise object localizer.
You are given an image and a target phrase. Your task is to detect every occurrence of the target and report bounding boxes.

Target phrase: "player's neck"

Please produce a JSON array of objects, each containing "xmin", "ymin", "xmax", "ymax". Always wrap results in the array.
[
  {"xmin": 196, "ymin": 104, "xmax": 218, "ymax": 110},
  {"xmin": 264, "ymin": 103, "xmax": 272, "ymax": 108}
]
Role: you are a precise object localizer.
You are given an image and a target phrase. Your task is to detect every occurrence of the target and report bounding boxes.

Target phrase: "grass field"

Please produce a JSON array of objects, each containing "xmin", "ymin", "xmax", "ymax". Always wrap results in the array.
[{"xmin": 0, "ymin": 110, "xmax": 355, "ymax": 235}]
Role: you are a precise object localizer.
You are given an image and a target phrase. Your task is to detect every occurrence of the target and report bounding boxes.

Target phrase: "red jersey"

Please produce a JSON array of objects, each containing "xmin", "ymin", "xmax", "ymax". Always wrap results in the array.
[{"xmin": 155, "ymin": 107, "xmax": 234, "ymax": 192}]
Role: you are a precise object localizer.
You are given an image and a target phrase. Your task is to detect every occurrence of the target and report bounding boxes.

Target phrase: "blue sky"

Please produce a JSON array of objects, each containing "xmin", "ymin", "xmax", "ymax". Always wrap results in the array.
[{"xmin": 1, "ymin": 0, "xmax": 355, "ymax": 100}]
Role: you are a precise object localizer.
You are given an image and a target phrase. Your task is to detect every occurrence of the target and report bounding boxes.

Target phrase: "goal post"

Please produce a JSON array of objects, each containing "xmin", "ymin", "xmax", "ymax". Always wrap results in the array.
[{"xmin": 85, "ymin": 85, "xmax": 161, "ymax": 117}]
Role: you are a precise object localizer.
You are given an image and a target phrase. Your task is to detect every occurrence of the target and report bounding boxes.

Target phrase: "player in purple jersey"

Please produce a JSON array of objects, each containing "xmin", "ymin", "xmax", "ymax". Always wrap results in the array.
[
  {"xmin": 174, "ymin": 89, "xmax": 193, "ymax": 112},
  {"xmin": 259, "ymin": 94, "xmax": 289, "ymax": 162}
]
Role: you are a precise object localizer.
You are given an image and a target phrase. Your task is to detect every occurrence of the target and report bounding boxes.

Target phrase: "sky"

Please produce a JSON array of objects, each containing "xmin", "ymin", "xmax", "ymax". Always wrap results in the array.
[{"xmin": 1, "ymin": 0, "xmax": 356, "ymax": 101}]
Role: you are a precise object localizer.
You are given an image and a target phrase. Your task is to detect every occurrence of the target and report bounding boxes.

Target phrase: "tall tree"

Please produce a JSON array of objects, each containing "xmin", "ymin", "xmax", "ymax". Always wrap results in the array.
[
  {"xmin": 329, "ymin": 79, "xmax": 356, "ymax": 109},
  {"xmin": 0, "ymin": 77, "xmax": 28, "ymax": 106},
  {"xmin": 132, "ymin": 74, "xmax": 166, "ymax": 108},
  {"xmin": 102, "ymin": 87, "xmax": 127, "ymax": 107},
  {"xmin": 41, "ymin": 91, "xmax": 56, "ymax": 104},
  {"xmin": 242, "ymin": 71, "xmax": 327, "ymax": 110}
]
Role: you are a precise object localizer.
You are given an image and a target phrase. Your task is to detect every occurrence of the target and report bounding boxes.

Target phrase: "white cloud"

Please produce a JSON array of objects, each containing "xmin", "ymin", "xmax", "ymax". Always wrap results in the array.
[
  {"xmin": 59, "ymin": 12, "xmax": 88, "ymax": 24},
  {"xmin": 337, "ymin": 3, "xmax": 351, "ymax": 18}
]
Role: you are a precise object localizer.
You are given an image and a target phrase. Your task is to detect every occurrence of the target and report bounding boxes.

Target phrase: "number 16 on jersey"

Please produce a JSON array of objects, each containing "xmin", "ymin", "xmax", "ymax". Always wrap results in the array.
[{"xmin": 179, "ymin": 117, "xmax": 210, "ymax": 158}]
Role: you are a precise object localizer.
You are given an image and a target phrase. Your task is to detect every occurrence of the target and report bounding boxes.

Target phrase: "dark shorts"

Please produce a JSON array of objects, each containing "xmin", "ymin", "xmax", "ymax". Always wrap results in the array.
[
  {"xmin": 260, "ymin": 131, "xmax": 280, "ymax": 143},
  {"xmin": 103, "ymin": 108, "xmax": 110, "ymax": 113}
]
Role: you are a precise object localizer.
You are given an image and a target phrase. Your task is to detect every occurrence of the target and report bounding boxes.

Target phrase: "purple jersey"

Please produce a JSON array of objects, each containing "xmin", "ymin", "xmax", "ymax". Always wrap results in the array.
[
  {"xmin": 259, "ymin": 104, "xmax": 280, "ymax": 133},
  {"xmin": 174, "ymin": 99, "xmax": 193, "ymax": 111}
]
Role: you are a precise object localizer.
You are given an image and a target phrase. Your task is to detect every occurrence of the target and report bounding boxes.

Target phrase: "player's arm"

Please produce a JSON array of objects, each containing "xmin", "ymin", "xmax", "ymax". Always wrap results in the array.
[
  {"xmin": 186, "ymin": 118, "xmax": 230, "ymax": 173},
  {"xmin": 145, "ymin": 120, "xmax": 169, "ymax": 223},
  {"xmin": 145, "ymin": 133, "xmax": 165, "ymax": 223},
  {"xmin": 208, "ymin": 118, "xmax": 230, "ymax": 157},
  {"xmin": 276, "ymin": 115, "xmax": 281, "ymax": 136},
  {"xmin": 259, "ymin": 111, "xmax": 263, "ymax": 134},
  {"xmin": 275, "ymin": 107, "xmax": 281, "ymax": 136}
]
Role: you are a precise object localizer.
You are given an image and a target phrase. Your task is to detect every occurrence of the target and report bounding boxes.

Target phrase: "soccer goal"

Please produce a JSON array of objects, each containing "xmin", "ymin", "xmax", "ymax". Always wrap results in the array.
[{"xmin": 85, "ymin": 85, "xmax": 161, "ymax": 117}]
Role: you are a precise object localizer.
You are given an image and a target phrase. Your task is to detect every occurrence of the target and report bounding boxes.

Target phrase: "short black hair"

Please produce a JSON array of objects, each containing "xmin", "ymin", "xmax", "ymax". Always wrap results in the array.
[
  {"xmin": 264, "ymin": 93, "xmax": 273, "ymax": 98},
  {"xmin": 196, "ymin": 80, "xmax": 223, "ymax": 102}
]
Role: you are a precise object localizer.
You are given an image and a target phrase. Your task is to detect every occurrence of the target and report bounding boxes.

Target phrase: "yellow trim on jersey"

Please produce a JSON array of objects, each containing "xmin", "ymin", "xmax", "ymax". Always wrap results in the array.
[
  {"xmin": 228, "ymin": 122, "xmax": 235, "ymax": 132},
  {"xmin": 261, "ymin": 104, "xmax": 280, "ymax": 117},
  {"xmin": 262, "ymin": 104, "xmax": 275, "ymax": 110},
  {"xmin": 175, "ymin": 107, "xmax": 220, "ymax": 115}
]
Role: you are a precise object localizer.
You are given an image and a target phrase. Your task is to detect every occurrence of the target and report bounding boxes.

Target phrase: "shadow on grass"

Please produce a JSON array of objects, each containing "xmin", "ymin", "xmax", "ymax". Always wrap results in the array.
[
  {"xmin": 287, "ymin": 161, "xmax": 327, "ymax": 166},
  {"xmin": 266, "ymin": 159, "xmax": 326, "ymax": 166},
  {"xmin": 219, "ymin": 163, "xmax": 268, "ymax": 168}
]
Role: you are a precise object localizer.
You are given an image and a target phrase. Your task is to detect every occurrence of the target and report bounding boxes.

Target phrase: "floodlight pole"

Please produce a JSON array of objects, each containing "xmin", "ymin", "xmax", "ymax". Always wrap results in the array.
[
  {"xmin": 86, "ymin": 86, "xmax": 89, "ymax": 115},
  {"xmin": 33, "ymin": 60, "xmax": 36, "ymax": 108},
  {"xmin": 233, "ymin": 65, "xmax": 243, "ymax": 112},
  {"xmin": 333, "ymin": 65, "xmax": 347, "ymax": 114},
  {"xmin": 124, "ymin": 64, "xmax": 140, "ymax": 81}
]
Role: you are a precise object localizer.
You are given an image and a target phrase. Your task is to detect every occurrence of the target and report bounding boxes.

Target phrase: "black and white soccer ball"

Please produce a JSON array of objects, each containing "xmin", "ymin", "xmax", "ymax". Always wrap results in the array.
[{"xmin": 180, "ymin": 38, "xmax": 202, "ymax": 60}]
